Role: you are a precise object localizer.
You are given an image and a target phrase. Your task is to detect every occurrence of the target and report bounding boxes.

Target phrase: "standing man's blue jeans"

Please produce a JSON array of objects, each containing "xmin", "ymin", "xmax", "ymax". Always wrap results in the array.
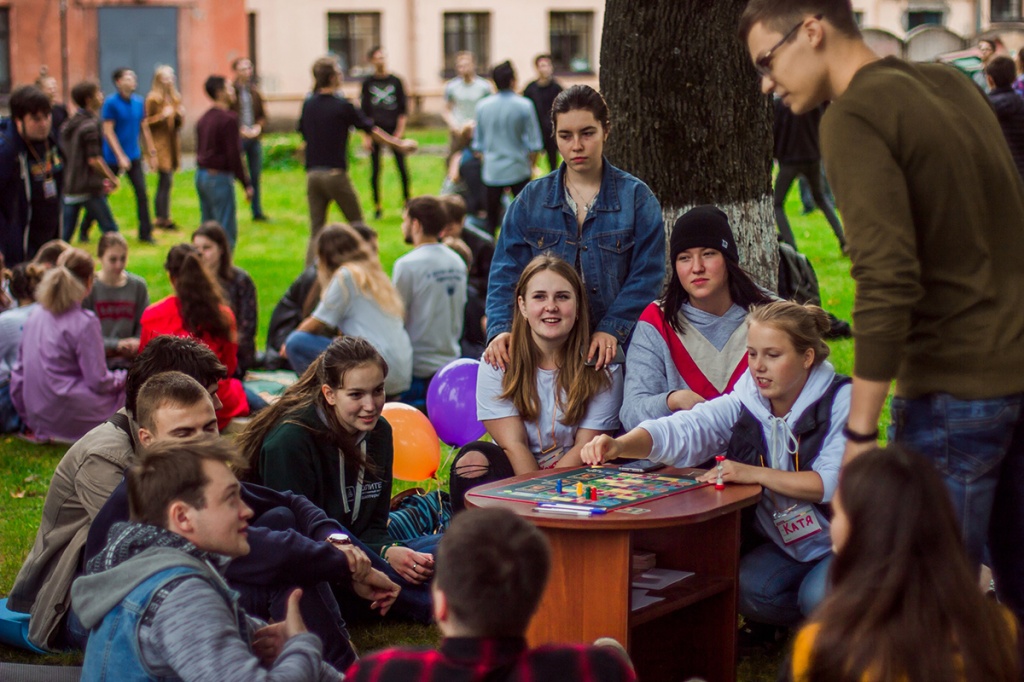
[
  {"xmin": 63, "ymin": 197, "xmax": 119, "ymax": 241},
  {"xmin": 890, "ymin": 392, "xmax": 1024, "ymax": 624},
  {"xmin": 241, "ymin": 137, "xmax": 266, "ymax": 219},
  {"xmin": 737, "ymin": 541, "xmax": 832, "ymax": 627},
  {"xmin": 195, "ymin": 168, "xmax": 238, "ymax": 250}
]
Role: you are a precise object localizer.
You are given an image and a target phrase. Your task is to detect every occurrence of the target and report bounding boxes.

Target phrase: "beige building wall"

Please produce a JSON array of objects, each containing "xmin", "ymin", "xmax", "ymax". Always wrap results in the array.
[
  {"xmin": 852, "ymin": 0, "xmax": 981, "ymax": 37},
  {"xmin": 246, "ymin": 0, "xmax": 603, "ymax": 126}
]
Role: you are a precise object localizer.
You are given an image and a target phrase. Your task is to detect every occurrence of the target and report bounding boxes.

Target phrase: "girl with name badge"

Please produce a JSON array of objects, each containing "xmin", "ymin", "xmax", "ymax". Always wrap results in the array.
[
  {"xmin": 238, "ymin": 336, "xmax": 439, "ymax": 602},
  {"xmin": 621, "ymin": 205, "xmax": 772, "ymax": 430},
  {"xmin": 449, "ymin": 254, "xmax": 623, "ymax": 511},
  {"xmin": 581, "ymin": 301, "xmax": 850, "ymax": 629}
]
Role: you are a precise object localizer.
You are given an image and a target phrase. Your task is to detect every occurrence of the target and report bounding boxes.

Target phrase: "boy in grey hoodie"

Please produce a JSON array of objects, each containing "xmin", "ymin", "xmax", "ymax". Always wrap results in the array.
[{"xmin": 72, "ymin": 436, "xmax": 340, "ymax": 682}]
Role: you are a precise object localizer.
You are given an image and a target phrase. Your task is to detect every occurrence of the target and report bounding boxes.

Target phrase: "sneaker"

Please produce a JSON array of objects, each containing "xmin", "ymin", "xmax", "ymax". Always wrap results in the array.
[
  {"xmin": 253, "ymin": 215, "xmax": 271, "ymax": 223},
  {"xmin": 374, "ymin": 208, "xmax": 383, "ymax": 220},
  {"xmin": 139, "ymin": 236, "xmax": 156, "ymax": 244},
  {"xmin": 593, "ymin": 637, "xmax": 634, "ymax": 670}
]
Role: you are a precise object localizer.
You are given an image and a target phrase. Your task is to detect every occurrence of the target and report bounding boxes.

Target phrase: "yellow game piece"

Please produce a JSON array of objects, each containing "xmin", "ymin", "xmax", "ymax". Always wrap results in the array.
[{"xmin": 576, "ymin": 482, "xmax": 584, "ymax": 497}]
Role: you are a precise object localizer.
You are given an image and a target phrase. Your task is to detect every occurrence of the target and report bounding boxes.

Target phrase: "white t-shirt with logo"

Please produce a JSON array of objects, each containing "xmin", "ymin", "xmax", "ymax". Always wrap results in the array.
[{"xmin": 392, "ymin": 243, "xmax": 468, "ymax": 378}]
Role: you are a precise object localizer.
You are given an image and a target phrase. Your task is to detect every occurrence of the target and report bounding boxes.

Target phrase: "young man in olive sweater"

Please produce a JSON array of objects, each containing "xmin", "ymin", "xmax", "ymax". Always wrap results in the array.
[{"xmin": 739, "ymin": 0, "xmax": 1024, "ymax": 628}]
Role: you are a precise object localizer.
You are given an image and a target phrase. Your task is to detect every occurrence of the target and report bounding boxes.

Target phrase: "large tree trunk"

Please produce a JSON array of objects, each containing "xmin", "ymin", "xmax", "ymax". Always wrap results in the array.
[{"xmin": 600, "ymin": 0, "xmax": 777, "ymax": 290}]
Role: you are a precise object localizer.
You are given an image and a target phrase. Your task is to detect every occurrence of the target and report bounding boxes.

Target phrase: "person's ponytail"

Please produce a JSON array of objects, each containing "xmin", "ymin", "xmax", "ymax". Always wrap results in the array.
[{"xmin": 36, "ymin": 248, "xmax": 94, "ymax": 314}]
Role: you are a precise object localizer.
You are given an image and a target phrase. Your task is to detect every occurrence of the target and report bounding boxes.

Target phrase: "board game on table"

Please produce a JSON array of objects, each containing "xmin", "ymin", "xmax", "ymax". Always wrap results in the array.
[{"xmin": 472, "ymin": 466, "xmax": 709, "ymax": 511}]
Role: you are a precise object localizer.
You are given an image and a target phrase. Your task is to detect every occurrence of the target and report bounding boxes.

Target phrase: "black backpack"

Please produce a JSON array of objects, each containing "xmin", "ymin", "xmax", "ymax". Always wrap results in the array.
[
  {"xmin": 777, "ymin": 242, "xmax": 852, "ymax": 339},
  {"xmin": 777, "ymin": 241, "xmax": 821, "ymax": 306}
]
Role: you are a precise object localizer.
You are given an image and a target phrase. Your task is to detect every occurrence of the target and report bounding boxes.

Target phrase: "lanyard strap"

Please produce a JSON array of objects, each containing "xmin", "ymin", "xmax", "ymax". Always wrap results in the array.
[{"xmin": 339, "ymin": 439, "xmax": 366, "ymax": 520}]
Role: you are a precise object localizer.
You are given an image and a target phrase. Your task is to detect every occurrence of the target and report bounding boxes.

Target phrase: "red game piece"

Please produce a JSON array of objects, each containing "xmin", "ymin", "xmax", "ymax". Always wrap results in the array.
[{"xmin": 590, "ymin": 487, "xmax": 598, "ymax": 501}]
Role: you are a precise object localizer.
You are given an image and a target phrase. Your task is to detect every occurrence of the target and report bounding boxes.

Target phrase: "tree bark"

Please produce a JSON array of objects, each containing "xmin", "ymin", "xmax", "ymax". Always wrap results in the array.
[{"xmin": 600, "ymin": 0, "xmax": 777, "ymax": 290}]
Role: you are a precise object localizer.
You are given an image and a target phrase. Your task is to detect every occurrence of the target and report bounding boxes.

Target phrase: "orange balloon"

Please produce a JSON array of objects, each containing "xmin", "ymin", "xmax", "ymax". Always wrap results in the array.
[{"xmin": 382, "ymin": 402, "xmax": 441, "ymax": 481}]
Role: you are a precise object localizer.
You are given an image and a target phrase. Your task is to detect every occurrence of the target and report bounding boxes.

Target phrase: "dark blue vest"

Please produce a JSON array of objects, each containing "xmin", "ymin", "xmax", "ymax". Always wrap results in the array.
[{"xmin": 727, "ymin": 374, "xmax": 850, "ymax": 516}]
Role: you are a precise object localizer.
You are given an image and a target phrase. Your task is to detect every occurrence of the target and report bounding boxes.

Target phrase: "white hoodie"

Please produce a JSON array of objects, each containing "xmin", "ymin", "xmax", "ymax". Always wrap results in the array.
[{"xmin": 638, "ymin": 361, "xmax": 850, "ymax": 562}]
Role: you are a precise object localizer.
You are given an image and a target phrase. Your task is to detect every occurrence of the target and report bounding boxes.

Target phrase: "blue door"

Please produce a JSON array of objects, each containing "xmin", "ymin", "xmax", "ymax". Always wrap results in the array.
[{"xmin": 98, "ymin": 7, "xmax": 178, "ymax": 97}]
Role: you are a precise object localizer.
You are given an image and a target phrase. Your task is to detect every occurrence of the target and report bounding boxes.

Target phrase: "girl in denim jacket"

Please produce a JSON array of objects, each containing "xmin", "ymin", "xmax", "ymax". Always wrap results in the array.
[{"xmin": 484, "ymin": 85, "xmax": 664, "ymax": 374}]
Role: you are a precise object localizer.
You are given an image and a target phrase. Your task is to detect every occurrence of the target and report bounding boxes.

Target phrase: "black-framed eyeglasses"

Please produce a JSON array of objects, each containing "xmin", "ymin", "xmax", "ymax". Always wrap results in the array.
[{"xmin": 754, "ymin": 15, "xmax": 822, "ymax": 78}]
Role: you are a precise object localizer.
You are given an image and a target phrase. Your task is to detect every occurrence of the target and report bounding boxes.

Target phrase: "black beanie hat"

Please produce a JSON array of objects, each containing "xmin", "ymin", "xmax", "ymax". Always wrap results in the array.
[{"xmin": 669, "ymin": 205, "xmax": 740, "ymax": 264}]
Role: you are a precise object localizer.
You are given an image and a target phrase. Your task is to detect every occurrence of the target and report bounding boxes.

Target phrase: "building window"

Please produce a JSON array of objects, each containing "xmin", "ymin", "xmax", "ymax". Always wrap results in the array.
[
  {"xmin": 907, "ymin": 10, "xmax": 943, "ymax": 29},
  {"xmin": 327, "ymin": 12, "xmax": 381, "ymax": 80},
  {"xmin": 853, "ymin": 11, "xmax": 864, "ymax": 26},
  {"xmin": 443, "ymin": 12, "xmax": 490, "ymax": 78},
  {"xmin": 0, "ymin": 9, "xmax": 9, "ymax": 94},
  {"xmin": 992, "ymin": 0, "xmax": 1022, "ymax": 22},
  {"xmin": 549, "ymin": 12, "xmax": 594, "ymax": 74}
]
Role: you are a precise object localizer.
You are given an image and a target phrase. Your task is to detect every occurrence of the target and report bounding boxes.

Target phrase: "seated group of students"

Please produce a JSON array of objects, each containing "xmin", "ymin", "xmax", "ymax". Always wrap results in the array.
[
  {"xmin": 0, "ymin": 220, "xmax": 260, "ymax": 440},
  {"xmin": 4, "ymin": 82, "xmax": 1018, "ymax": 680},
  {"xmin": 8, "ymin": 217, "xmax": 1015, "ymax": 681}
]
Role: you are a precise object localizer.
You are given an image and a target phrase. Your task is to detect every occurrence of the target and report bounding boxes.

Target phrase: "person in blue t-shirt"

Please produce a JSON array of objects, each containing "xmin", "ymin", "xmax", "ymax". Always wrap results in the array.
[{"xmin": 94, "ymin": 68, "xmax": 155, "ymax": 244}]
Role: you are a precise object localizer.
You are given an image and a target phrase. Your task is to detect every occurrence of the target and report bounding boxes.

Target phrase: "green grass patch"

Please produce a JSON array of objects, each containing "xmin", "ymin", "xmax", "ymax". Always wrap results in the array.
[{"xmin": 1, "ymin": 137, "xmax": 862, "ymax": 679}]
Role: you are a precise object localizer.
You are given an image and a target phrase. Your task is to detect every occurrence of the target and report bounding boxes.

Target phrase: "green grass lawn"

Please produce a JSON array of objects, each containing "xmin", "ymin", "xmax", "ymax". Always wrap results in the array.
[{"xmin": 0, "ymin": 138, "xmax": 862, "ymax": 678}]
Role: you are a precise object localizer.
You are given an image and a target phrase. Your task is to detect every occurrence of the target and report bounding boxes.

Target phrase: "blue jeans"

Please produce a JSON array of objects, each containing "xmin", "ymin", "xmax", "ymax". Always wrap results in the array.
[
  {"xmin": 241, "ymin": 137, "xmax": 265, "ymax": 219},
  {"xmin": 196, "ymin": 168, "xmax": 238, "ymax": 250},
  {"xmin": 238, "ymin": 505, "xmax": 355, "ymax": 670},
  {"xmin": 0, "ymin": 383, "xmax": 22, "ymax": 433},
  {"xmin": 737, "ymin": 541, "xmax": 832, "ymax": 627},
  {"xmin": 284, "ymin": 330, "xmax": 332, "ymax": 376},
  {"xmin": 62, "ymin": 196, "xmax": 119, "ymax": 241},
  {"xmin": 891, "ymin": 393, "xmax": 1024, "ymax": 622}
]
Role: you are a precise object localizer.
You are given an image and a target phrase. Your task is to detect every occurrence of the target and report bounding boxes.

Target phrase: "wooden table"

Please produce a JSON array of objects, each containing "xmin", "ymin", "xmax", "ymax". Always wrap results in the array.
[{"xmin": 466, "ymin": 467, "xmax": 761, "ymax": 682}]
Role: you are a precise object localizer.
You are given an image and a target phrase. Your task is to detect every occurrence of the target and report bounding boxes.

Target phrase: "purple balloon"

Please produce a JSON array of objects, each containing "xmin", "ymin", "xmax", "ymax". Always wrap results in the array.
[{"xmin": 427, "ymin": 358, "xmax": 486, "ymax": 447}]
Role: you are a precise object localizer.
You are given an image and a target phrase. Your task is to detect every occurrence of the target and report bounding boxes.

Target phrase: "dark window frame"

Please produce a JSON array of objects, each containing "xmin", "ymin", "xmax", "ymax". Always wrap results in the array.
[
  {"xmin": 906, "ymin": 10, "xmax": 944, "ymax": 30},
  {"xmin": 442, "ymin": 12, "xmax": 490, "ymax": 79},
  {"xmin": 991, "ymin": 0, "xmax": 1023, "ymax": 23},
  {"xmin": 327, "ymin": 12, "xmax": 381, "ymax": 81},
  {"xmin": 549, "ymin": 11, "xmax": 595, "ymax": 75},
  {"xmin": 0, "ymin": 9, "xmax": 10, "ymax": 95}
]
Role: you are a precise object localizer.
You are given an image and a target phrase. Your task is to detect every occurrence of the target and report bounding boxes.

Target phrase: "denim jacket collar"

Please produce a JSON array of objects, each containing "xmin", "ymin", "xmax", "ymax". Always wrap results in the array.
[{"xmin": 543, "ymin": 157, "xmax": 623, "ymax": 213}]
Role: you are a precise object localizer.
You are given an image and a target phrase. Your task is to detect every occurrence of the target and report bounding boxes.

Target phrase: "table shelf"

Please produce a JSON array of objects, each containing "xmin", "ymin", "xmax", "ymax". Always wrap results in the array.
[{"xmin": 630, "ymin": 573, "xmax": 733, "ymax": 627}]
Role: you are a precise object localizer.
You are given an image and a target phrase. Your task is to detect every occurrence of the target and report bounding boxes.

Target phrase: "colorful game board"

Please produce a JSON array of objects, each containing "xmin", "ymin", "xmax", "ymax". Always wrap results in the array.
[{"xmin": 475, "ymin": 467, "xmax": 709, "ymax": 511}]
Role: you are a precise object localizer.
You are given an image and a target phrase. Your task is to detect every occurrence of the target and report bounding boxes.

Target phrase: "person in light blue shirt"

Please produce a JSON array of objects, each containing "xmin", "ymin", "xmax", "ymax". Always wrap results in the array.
[{"xmin": 472, "ymin": 61, "xmax": 543, "ymax": 234}]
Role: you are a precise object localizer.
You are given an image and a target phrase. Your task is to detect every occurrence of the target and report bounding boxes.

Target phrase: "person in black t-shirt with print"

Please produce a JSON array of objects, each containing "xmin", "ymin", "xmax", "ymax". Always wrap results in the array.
[{"xmin": 361, "ymin": 47, "xmax": 410, "ymax": 219}]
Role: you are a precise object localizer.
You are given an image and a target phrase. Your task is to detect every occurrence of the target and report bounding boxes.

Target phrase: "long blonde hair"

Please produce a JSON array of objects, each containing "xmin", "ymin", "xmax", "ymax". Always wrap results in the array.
[
  {"xmin": 503, "ymin": 255, "xmax": 609, "ymax": 425},
  {"xmin": 317, "ymin": 223, "xmax": 404, "ymax": 319},
  {"xmin": 148, "ymin": 65, "xmax": 181, "ymax": 106},
  {"xmin": 37, "ymin": 248, "xmax": 93, "ymax": 315}
]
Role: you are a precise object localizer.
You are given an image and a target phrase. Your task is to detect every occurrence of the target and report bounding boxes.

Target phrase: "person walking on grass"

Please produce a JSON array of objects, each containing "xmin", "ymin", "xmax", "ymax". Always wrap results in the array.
[
  {"xmin": 361, "ymin": 47, "xmax": 410, "ymax": 219},
  {"xmin": 195, "ymin": 76, "xmax": 253, "ymax": 251},
  {"xmin": 144, "ymin": 66, "xmax": 184, "ymax": 231},
  {"xmin": 232, "ymin": 58, "xmax": 271, "ymax": 223},
  {"xmin": 100, "ymin": 69, "xmax": 155, "ymax": 244}
]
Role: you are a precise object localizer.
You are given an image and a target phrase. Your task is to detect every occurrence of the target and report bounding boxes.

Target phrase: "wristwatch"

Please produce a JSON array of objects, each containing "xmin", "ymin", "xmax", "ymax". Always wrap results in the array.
[{"xmin": 326, "ymin": 533, "xmax": 352, "ymax": 546}]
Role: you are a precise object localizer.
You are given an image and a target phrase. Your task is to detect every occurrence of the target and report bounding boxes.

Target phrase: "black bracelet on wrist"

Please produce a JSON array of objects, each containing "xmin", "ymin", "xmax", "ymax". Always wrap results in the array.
[{"xmin": 842, "ymin": 424, "xmax": 879, "ymax": 443}]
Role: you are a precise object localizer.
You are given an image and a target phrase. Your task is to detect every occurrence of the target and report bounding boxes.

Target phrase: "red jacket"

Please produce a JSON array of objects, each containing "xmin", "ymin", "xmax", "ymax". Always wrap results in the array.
[{"xmin": 139, "ymin": 296, "xmax": 248, "ymax": 429}]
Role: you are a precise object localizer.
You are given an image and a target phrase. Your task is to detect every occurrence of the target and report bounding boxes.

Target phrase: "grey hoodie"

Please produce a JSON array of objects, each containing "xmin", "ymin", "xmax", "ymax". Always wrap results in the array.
[{"xmin": 72, "ymin": 522, "xmax": 340, "ymax": 682}]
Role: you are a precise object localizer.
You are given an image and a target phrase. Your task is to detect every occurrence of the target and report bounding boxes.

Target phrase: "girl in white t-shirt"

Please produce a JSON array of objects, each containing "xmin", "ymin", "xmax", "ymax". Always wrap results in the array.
[{"xmin": 450, "ymin": 254, "xmax": 623, "ymax": 510}]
